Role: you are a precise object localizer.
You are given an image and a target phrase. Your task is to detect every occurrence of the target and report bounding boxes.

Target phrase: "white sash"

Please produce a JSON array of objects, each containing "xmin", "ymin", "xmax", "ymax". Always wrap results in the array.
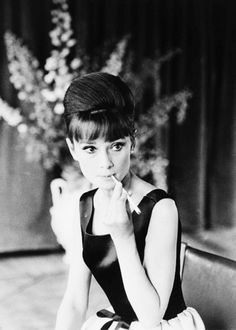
[{"xmin": 82, "ymin": 307, "xmax": 205, "ymax": 330}]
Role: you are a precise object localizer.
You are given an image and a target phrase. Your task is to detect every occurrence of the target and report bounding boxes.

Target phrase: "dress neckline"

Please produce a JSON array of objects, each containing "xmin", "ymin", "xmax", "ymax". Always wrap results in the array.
[{"xmin": 85, "ymin": 188, "xmax": 160, "ymax": 237}]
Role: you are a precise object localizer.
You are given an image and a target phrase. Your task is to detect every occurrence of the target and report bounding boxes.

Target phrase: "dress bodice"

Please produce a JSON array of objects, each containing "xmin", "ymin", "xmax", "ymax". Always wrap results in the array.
[{"xmin": 79, "ymin": 188, "xmax": 186, "ymax": 324}]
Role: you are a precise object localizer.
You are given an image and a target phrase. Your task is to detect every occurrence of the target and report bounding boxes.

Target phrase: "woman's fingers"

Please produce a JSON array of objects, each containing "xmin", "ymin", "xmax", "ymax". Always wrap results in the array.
[
  {"xmin": 103, "ymin": 179, "xmax": 132, "ymax": 238},
  {"xmin": 112, "ymin": 180, "xmax": 124, "ymax": 199},
  {"xmin": 121, "ymin": 188, "xmax": 128, "ymax": 200}
]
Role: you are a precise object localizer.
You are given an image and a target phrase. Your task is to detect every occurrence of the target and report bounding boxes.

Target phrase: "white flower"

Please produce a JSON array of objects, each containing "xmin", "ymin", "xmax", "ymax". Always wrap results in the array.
[
  {"xmin": 52, "ymin": 17, "xmax": 59, "ymax": 24},
  {"xmin": 29, "ymin": 113, "xmax": 36, "ymax": 120},
  {"xmin": 61, "ymin": 32, "xmax": 70, "ymax": 42},
  {"xmin": 18, "ymin": 91, "xmax": 27, "ymax": 100},
  {"xmin": 62, "ymin": 3, "xmax": 68, "ymax": 10},
  {"xmin": 66, "ymin": 39, "xmax": 76, "ymax": 48},
  {"xmin": 44, "ymin": 72, "xmax": 56, "ymax": 84},
  {"xmin": 70, "ymin": 58, "xmax": 81, "ymax": 69},
  {"xmin": 102, "ymin": 37, "xmax": 128, "ymax": 75},
  {"xmin": 0, "ymin": 98, "xmax": 22, "ymax": 126},
  {"xmin": 41, "ymin": 89, "xmax": 57, "ymax": 102},
  {"xmin": 10, "ymin": 77, "xmax": 22, "ymax": 89},
  {"xmin": 54, "ymin": 87, "xmax": 65, "ymax": 99},
  {"xmin": 58, "ymin": 66, "xmax": 68, "ymax": 76},
  {"xmin": 17, "ymin": 123, "xmax": 28, "ymax": 134},
  {"xmin": 61, "ymin": 48, "xmax": 70, "ymax": 57},
  {"xmin": 49, "ymin": 28, "xmax": 62, "ymax": 47},
  {"xmin": 25, "ymin": 84, "xmax": 33, "ymax": 93},
  {"xmin": 45, "ymin": 57, "xmax": 58, "ymax": 71},
  {"xmin": 54, "ymin": 103, "xmax": 64, "ymax": 114},
  {"xmin": 58, "ymin": 58, "xmax": 66, "ymax": 68},
  {"xmin": 32, "ymin": 59, "xmax": 39, "ymax": 69},
  {"xmin": 52, "ymin": 38, "xmax": 60, "ymax": 47}
]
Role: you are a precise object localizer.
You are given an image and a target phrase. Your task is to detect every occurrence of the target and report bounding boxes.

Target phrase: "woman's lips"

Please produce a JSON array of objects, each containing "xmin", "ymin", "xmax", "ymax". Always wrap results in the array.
[
  {"xmin": 98, "ymin": 174, "xmax": 114, "ymax": 179},
  {"xmin": 99, "ymin": 174, "xmax": 115, "ymax": 178}
]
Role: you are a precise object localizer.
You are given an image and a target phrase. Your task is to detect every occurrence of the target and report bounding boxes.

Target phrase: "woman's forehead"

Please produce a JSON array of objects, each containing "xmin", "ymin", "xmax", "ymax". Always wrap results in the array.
[{"xmin": 78, "ymin": 136, "xmax": 129, "ymax": 144}]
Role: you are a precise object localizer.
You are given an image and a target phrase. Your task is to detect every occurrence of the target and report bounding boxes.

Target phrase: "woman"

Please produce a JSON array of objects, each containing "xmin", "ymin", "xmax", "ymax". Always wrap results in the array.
[{"xmin": 55, "ymin": 72, "xmax": 205, "ymax": 330}]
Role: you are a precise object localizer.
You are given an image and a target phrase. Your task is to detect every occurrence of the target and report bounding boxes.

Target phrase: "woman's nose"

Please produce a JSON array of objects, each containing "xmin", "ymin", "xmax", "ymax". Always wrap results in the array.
[{"xmin": 99, "ymin": 150, "xmax": 114, "ymax": 169}]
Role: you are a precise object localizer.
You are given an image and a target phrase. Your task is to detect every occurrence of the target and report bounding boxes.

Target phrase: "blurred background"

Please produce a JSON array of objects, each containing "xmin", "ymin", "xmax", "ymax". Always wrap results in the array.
[{"xmin": 0, "ymin": 0, "xmax": 236, "ymax": 328}]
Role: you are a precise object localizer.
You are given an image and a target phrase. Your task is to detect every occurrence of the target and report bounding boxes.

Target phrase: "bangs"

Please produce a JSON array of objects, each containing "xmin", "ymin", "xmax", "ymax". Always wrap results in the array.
[{"xmin": 68, "ymin": 110, "xmax": 134, "ymax": 142}]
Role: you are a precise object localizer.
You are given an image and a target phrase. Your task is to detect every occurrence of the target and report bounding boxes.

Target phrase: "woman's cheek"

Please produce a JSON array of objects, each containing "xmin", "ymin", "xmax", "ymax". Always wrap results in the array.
[
  {"xmin": 121, "ymin": 154, "xmax": 131, "ymax": 171},
  {"xmin": 79, "ymin": 161, "xmax": 94, "ymax": 178},
  {"xmin": 76, "ymin": 155, "xmax": 93, "ymax": 177}
]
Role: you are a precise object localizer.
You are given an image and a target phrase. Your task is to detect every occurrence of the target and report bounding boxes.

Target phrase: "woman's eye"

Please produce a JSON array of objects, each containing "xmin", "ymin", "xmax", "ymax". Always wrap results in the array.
[
  {"xmin": 83, "ymin": 146, "xmax": 96, "ymax": 154},
  {"xmin": 112, "ymin": 143, "xmax": 124, "ymax": 151}
]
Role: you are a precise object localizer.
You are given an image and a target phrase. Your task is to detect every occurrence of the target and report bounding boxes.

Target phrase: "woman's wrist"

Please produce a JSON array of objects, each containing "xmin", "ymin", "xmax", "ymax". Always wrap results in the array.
[
  {"xmin": 111, "ymin": 225, "xmax": 134, "ymax": 243},
  {"xmin": 111, "ymin": 230, "xmax": 138, "ymax": 258}
]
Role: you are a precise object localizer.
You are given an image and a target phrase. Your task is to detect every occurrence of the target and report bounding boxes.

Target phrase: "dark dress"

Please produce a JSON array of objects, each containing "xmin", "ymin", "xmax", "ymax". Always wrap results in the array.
[{"xmin": 79, "ymin": 188, "xmax": 186, "ymax": 326}]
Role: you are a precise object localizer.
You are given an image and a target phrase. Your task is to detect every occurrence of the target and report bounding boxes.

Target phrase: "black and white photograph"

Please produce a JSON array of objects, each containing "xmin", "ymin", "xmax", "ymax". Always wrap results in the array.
[{"xmin": 0, "ymin": 0, "xmax": 236, "ymax": 329}]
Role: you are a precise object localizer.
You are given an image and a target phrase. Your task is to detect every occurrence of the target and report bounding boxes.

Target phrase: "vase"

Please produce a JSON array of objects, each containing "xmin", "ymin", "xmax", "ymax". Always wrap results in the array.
[{"xmin": 50, "ymin": 176, "xmax": 91, "ymax": 264}]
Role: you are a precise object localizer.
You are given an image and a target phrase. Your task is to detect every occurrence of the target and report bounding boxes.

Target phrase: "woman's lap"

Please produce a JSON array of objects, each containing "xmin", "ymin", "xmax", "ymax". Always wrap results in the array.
[{"xmin": 82, "ymin": 307, "xmax": 205, "ymax": 330}]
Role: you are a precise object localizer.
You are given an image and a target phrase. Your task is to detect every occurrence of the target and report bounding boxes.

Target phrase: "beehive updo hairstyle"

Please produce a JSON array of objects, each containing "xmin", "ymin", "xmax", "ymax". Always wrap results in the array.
[{"xmin": 63, "ymin": 72, "xmax": 136, "ymax": 145}]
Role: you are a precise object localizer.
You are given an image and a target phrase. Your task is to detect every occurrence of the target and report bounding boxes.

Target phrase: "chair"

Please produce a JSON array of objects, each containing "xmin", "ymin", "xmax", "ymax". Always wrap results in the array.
[{"xmin": 181, "ymin": 244, "xmax": 236, "ymax": 330}]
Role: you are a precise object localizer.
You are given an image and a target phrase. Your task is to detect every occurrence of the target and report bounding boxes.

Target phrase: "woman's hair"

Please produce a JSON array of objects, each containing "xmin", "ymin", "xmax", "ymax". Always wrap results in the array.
[{"xmin": 63, "ymin": 72, "xmax": 135, "ymax": 144}]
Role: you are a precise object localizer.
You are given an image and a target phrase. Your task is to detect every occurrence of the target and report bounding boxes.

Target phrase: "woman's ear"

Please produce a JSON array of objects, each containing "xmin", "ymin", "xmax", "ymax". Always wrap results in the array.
[
  {"xmin": 131, "ymin": 140, "xmax": 135, "ymax": 153},
  {"xmin": 130, "ymin": 134, "xmax": 136, "ymax": 153},
  {"xmin": 66, "ymin": 138, "xmax": 78, "ymax": 161}
]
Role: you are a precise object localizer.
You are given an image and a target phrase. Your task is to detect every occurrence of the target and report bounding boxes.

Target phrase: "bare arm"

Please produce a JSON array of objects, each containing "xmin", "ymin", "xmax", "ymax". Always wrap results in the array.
[
  {"xmin": 55, "ymin": 214, "xmax": 92, "ymax": 330},
  {"xmin": 113, "ymin": 198, "xmax": 178, "ymax": 328}
]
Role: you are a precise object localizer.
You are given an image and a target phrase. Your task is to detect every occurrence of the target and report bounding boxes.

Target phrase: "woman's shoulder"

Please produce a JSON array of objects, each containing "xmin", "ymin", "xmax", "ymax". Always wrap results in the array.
[
  {"xmin": 132, "ymin": 174, "xmax": 170, "ymax": 203},
  {"xmin": 80, "ymin": 187, "xmax": 97, "ymax": 202},
  {"xmin": 79, "ymin": 188, "xmax": 97, "ymax": 221}
]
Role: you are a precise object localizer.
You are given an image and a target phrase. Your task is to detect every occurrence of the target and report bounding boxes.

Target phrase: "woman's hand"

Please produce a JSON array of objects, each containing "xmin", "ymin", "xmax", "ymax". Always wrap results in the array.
[{"xmin": 102, "ymin": 180, "xmax": 134, "ymax": 240}]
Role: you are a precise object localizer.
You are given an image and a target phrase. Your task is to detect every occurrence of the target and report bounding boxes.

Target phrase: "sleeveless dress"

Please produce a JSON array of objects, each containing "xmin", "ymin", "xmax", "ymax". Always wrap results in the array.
[{"xmin": 79, "ymin": 188, "xmax": 188, "ymax": 329}]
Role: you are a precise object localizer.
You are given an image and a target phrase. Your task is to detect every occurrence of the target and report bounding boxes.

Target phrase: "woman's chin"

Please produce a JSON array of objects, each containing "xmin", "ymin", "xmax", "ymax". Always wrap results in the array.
[{"xmin": 92, "ymin": 177, "xmax": 115, "ymax": 190}]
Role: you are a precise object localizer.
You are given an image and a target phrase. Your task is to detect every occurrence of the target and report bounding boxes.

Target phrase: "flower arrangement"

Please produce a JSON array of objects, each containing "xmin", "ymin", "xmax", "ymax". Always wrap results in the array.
[{"xmin": 0, "ymin": 0, "xmax": 191, "ymax": 190}]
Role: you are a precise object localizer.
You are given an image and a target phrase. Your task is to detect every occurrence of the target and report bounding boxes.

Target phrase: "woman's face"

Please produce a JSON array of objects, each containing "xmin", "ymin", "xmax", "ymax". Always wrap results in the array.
[{"xmin": 67, "ymin": 136, "xmax": 132, "ymax": 190}]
